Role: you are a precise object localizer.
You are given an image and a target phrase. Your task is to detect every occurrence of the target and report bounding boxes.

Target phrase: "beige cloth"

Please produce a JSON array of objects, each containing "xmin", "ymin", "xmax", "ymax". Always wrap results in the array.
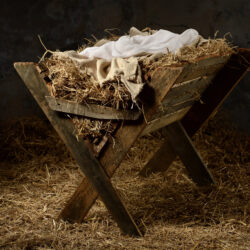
[
  {"xmin": 54, "ymin": 50, "xmax": 144, "ymax": 101},
  {"xmin": 54, "ymin": 27, "xmax": 204, "ymax": 102}
]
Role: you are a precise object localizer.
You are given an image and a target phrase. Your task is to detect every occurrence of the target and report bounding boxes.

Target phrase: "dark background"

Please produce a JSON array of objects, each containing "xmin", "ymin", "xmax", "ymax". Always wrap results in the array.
[{"xmin": 0, "ymin": 0, "xmax": 249, "ymax": 132}]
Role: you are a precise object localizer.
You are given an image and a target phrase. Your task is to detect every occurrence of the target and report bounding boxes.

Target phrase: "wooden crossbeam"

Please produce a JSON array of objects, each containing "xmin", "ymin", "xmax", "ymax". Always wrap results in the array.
[
  {"xmin": 14, "ymin": 49, "xmax": 249, "ymax": 235},
  {"xmin": 163, "ymin": 121, "xmax": 214, "ymax": 186},
  {"xmin": 140, "ymin": 48, "xmax": 250, "ymax": 179},
  {"xmin": 58, "ymin": 66, "xmax": 183, "ymax": 225},
  {"xmin": 14, "ymin": 63, "xmax": 145, "ymax": 236},
  {"xmin": 56, "ymin": 54, "xmax": 231, "ymax": 224},
  {"xmin": 14, "ymin": 62, "xmax": 183, "ymax": 235}
]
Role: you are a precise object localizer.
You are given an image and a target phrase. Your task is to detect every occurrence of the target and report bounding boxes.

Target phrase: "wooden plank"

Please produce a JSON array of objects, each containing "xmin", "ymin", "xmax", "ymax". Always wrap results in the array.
[
  {"xmin": 14, "ymin": 62, "xmax": 142, "ymax": 236},
  {"xmin": 163, "ymin": 75, "xmax": 213, "ymax": 106},
  {"xmin": 149, "ymin": 75, "xmax": 214, "ymax": 122},
  {"xmin": 58, "ymin": 55, "xmax": 230, "ymax": 222},
  {"xmin": 45, "ymin": 96, "xmax": 141, "ymax": 120},
  {"xmin": 142, "ymin": 107, "xmax": 190, "ymax": 136},
  {"xmin": 140, "ymin": 48, "xmax": 250, "ymax": 178},
  {"xmin": 58, "ymin": 66, "xmax": 184, "ymax": 223},
  {"xmin": 172, "ymin": 55, "xmax": 230, "ymax": 84},
  {"xmin": 163, "ymin": 122, "xmax": 214, "ymax": 186}
]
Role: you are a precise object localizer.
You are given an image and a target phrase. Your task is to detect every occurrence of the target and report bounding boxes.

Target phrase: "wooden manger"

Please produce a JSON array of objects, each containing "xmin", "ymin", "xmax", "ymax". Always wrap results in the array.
[{"xmin": 14, "ymin": 48, "xmax": 250, "ymax": 236}]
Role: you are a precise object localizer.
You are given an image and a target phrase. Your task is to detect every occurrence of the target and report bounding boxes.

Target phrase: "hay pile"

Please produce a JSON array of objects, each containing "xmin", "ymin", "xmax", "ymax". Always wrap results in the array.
[
  {"xmin": 39, "ymin": 30, "xmax": 234, "ymax": 141},
  {"xmin": 0, "ymin": 111, "xmax": 249, "ymax": 249}
]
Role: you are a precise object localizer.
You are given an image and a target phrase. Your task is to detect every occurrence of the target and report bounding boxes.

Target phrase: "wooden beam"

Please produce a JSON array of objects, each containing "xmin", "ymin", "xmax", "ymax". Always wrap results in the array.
[
  {"xmin": 58, "ymin": 54, "xmax": 231, "ymax": 222},
  {"xmin": 141, "ymin": 106, "xmax": 190, "ymax": 136},
  {"xmin": 163, "ymin": 122, "xmax": 214, "ymax": 186},
  {"xmin": 140, "ymin": 48, "xmax": 250, "ymax": 178},
  {"xmin": 58, "ymin": 66, "xmax": 184, "ymax": 223},
  {"xmin": 14, "ymin": 62, "xmax": 142, "ymax": 236},
  {"xmin": 45, "ymin": 96, "xmax": 141, "ymax": 120}
]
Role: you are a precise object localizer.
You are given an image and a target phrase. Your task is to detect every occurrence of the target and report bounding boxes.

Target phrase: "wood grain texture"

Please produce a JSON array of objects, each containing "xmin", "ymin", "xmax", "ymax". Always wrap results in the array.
[
  {"xmin": 163, "ymin": 122, "xmax": 214, "ymax": 186},
  {"xmin": 58, "ymin": 55, "xmax": 231, "ymax": 222},
  {"xmin": 45, "ymin": 96, "xmax": 141, "ymax": 120},
  {"xmin": 59, "ymin": 66, "xmax": 184, "ymax": 223},
  {"xmin": 14, "ymin": 62, "xmax": 142, "ymax": 236},
  {"xmin": 142, "ymin": 107, "xmax": 190, "ymax": 136},
  {"xmin": 140, "ymin": 49, "xmax": 250, "ymax": 178}
]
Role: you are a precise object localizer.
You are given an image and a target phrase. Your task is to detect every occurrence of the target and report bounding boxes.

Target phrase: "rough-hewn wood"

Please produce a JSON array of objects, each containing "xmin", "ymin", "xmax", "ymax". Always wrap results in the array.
[
  {"xmin": 182, "ymin": 49, "xmax": 250, "ymax": 135},
  {"xmin": 142, "ymin": 107, "xmax": 190, "ymax": 136},
  {"xmin": 45, "ymin": 96, "xmax": 141, "ymax": 120},
  {"xmin": 14, "ymin": 62, "xmax": 142, "ymax": 236},
  {"xmin": 149, "ymin": 75, "xmax": 214, "ymax": 122},
  {"xmin": 140, "ymin": 49, "xmax": 250, "ymax": 178},
  {"xmin": 59, "ymin": 66, "xmax": 184, "ymax": 223},
  {"xmin": 162, "ymin": 75, "xmax": 213, "ymax": 106},
  {"xmin": 58, "ymin": 55, "xmax": 230, "ymax": 223},
  {"xmin": 163, "ymin": 122, "xmax": 215, "ymax": 186},
  {"xmin": 172, "ymin": 55, "xmax": 230, "ymax": 84}
]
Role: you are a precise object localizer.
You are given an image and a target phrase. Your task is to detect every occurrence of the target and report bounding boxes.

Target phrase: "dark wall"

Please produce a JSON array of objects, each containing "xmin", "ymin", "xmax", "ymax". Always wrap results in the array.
[{"xmin": 1, "ymin": 0, "xmax": 249, "ymax": 132}]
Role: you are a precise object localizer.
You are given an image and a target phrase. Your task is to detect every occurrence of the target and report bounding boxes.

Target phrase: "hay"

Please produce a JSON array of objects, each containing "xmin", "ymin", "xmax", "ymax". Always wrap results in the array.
[
  {"xmin": 0, "ymin": 111, "xmax": 249, "ymax": 249},
  {"xmin": 142, "ymin": 37, "xmax": 235, "ymax": 74},
  {"xmin": 39, "ymin": 30, "xmax": 234, "ymax": 142},
  {"xmin": 72, "ymin": 116, "xmax": 115, "ymax": 142}
]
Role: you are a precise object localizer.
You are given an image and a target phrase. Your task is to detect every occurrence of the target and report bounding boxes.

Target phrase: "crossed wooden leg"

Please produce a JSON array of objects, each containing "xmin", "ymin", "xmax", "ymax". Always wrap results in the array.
[
  {"xmin": 15, "ymin": 62, "xmax": 183, "ymax": 236},
  {"xmin": 59, "ymin": 49, "xmax": 250, "ymax": 227},
  {"xmin": 57, "ymin": 49, "xmax": 250, "ymax": 228},
  {"xmin": 140, "ymin": 48, "xmax": 250, "ymax": 179}
]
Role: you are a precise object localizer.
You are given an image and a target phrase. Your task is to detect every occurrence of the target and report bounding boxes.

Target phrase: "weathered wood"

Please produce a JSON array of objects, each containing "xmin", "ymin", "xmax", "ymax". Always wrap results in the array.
[
  {"xmin": 142, "ymin": 107, "xmax": 190, "ymax": 136},
  {"xmin": 161, "ymin": 75, "xmax": 213, "ymax": 106},
  {"xmin": 163, "ymin": 122, "xmax": 214, "ymax": 186},
  {"xmin": 58, "ymin": 66, "xmax": 184, "ymax": 223},
  {"xmin": 45, "ymin": 96, "xmax": 141, "ymax": 120},
  {"xmin": 172, "ymin": 55, "xmax": 230, "ymax": 84},
  {"xmin": 140, "ymin": 49, "xmax": 250, "ymax": 178},
  {"xmin": 139, "ymin": 138, "xmax": 175, "ymax": 176},
  {"xmin": 182, "ymin": 49, "xmax": 250, "ymax": 135},
  {"xmin": 14, "ymin": 62, "xmax": 142, "ymax": 236},
  {"xmin": 148, "ymin": 75, "xmax": 214, "ymax": 123},
  {"xmin": 58, "ymin": 55, "xmax": 229, "ymax": 222}
]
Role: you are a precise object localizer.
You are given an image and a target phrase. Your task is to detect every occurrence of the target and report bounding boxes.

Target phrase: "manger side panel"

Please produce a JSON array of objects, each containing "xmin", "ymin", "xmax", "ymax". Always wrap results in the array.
[
  {"xmin": 182, "ymin": 49, "xmax": 250, "ymax": 136},
  {"xmin": 140, "ymin": 49, "xmax": 249, "ymax": 177}
]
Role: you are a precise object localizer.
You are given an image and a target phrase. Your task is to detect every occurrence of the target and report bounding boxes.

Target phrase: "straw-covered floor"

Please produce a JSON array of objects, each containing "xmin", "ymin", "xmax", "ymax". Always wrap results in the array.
[{"xmin": 0, "ymin": 111, "xmax": 249, "ymax": 249}]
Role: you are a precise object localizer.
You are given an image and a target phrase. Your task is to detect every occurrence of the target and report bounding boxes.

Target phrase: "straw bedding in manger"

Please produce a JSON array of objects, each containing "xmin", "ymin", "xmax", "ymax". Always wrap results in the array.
[
  {"xmin": 0, "ymin": 111, "xmax": 249, "ymax": 249},
  {"xmin": 39, "ymin": 31, "xmax": 234, "ymax": 142}
]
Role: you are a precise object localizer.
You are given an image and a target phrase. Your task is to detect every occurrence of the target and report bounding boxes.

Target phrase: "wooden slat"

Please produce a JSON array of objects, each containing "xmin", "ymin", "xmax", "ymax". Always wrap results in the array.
[
  {"xmin": 140, "ymin": 49, "xmax": 250, "ymax": 178},
  {"xmin": 150, "ymin": 75, "xmax": 214, "ymax": 122},
  {"xmin": 45, "ymin": 96, "xmax": 141, "ymax": 120},
  {"xmin": 142, "ymin": 107, "xmax": 190, "ymax": 136},
  {"xmin": 14, "ymin": 62, "xmax": 142, "ymax": 236},
  {"xmin": 172, "ymin": 55, "xmax": 230, "ymax": 84},
  {"xmin": 163, "ymin": 75, "xmax": 213, "ymax": 106},
  {"xmin": 58, "ymin": 66, "xmax": 184, "ymax": 223}
]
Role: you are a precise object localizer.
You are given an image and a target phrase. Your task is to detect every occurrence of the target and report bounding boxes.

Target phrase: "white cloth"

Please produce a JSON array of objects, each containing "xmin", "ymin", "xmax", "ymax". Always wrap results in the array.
[
  {"xmin": 80, "ymin": 28, "xmax": 200, "ymax": 61},
  {"xmin": 55, "ymin": 28, "xmax": 202, "ymax": 102}
]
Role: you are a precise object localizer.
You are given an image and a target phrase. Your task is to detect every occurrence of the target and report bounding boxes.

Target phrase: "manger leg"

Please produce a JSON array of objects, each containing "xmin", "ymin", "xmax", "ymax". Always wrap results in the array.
[
  {"xmin": 58, "ymin": 67, "xmax": 184, "ymax": 224},
  {"xmin": 164, "ymin": 121, "xmax": 214, "ymax": 186},
  {"xmin": 140, "ymin": 48, "xmax": 250, "ymax": 178},
  {"xmin": 14, "ymin": 62, "xmax": 142, "ymax": 236}
]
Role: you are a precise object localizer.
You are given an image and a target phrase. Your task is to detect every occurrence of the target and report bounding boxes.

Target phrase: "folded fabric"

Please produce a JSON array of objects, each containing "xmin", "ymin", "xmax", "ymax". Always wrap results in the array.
[
  {"xmin": 53, "ymin": 51, "xmax": 144, "ymax": 101},
  {"xmin": 79, "ymin": 27, "xmax": 200, "ymax": 61},
  {"xmin": 55, "ymin": 27, "xmax": 201, "ymax": 103}
]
